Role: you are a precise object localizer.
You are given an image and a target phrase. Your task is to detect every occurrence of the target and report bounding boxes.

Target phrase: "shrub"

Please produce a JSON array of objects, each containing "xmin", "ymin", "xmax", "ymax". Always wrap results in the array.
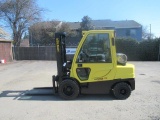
[
  {"xmin": 138, "ymin": 38, "xmax": 160, "ymax": 61},
  {"xmin": 115, "ymin": 38, "xmax": 160, "ymax": 61},
  {"xmin": 115, "ymin": 38, "xmax": 139, "ymax": 61}
]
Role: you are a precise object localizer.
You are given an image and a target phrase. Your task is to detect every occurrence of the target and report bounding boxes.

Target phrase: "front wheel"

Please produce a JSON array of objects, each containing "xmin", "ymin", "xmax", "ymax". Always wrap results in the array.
[
  {"xmin": 112, "ymin": 82, "xmax": 131, "ymax": 100},
  {"xmin": 58, "ymin": 79, "xmax": 79, "ymax": 100}
]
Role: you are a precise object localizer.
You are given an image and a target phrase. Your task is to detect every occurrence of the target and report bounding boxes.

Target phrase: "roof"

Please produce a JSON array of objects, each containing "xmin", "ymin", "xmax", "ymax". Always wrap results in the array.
[
  {"xmin": 0, "ymin": 40, "xmax": 12, "ymax": 42},
  {"xmin": 67, "ymin": 22, "xmax": 81, "ymax": 30},
  {"xmin": 67, "ymin": 20, "xmax": 142, "ymax": 29},
  {"xmin": 0, "ymin": 27, "xmax": 9, "ymax": 36},
  {"xmin": 111, "ymin": 20, "xmax": 142, "ymax": 28},
  {"xmin": 0, "ymin": 39, "xmax": 12, "ymax": 42}
]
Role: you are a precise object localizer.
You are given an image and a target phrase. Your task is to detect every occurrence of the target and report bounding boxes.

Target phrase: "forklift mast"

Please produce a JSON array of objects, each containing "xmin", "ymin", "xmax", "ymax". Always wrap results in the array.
[{"xmin": 55, "ymin": 33, "xmax": 67, "ymax": 78}]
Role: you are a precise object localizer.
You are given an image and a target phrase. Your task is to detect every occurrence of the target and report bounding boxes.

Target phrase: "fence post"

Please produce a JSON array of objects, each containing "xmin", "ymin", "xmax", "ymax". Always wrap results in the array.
[
  {"xmin": 158, "ymin": 44, "xmax": 160, "ymax": 61},
  {"xmin": 38, "ymin": 45, "xmax": 39, "ymax": 60},
  {"xmin": 12, "ymin": 47, "xmax": 15, "ymax": 60}
]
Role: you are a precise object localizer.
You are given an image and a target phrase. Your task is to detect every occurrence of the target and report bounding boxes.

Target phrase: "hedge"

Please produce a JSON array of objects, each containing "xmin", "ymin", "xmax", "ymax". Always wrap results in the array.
[{"xmin": 115, "ymin": 38, "xmax": 160, "ymax": 61}]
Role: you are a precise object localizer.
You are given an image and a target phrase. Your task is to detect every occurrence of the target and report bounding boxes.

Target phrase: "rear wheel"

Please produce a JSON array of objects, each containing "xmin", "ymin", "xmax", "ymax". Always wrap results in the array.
[
  {"xmin": 112, "ymin": 82, "xmax": 131, "ymax": 100},
  {"xmin": 58, "ymin": 79, "xmax": 79, "ymax": 100}
]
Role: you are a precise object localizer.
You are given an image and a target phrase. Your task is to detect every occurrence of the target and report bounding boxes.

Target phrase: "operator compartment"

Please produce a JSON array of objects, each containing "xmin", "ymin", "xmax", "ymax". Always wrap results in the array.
[{"xmin": 77, "ymin": 33, "xmax": 112, "ymax": 63}]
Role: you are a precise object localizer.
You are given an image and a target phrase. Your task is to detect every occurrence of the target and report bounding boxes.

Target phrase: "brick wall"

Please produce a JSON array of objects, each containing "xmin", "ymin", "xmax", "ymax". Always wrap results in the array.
[{"xmin": 0, "ymin": 41, "xmax": 13, "ymax": 62}]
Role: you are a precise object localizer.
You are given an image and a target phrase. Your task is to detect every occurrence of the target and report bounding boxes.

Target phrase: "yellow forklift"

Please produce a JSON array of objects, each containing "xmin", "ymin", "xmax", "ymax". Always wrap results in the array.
[{"xmin": 53, "ymin": 30, "xmax": 135, "ymax": 100}]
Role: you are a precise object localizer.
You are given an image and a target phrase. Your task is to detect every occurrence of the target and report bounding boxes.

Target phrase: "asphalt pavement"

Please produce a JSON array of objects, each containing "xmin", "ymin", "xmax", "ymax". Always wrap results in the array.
[{"xmin": 0, "ymin": 61, "xmax": 160, "ymax": 120}]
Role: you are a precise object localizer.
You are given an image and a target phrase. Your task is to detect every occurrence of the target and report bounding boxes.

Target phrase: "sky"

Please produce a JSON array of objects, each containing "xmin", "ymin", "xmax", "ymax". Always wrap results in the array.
[{"xmin": 37, "ymin": 0, "xmax": 160, "ymax": 37}]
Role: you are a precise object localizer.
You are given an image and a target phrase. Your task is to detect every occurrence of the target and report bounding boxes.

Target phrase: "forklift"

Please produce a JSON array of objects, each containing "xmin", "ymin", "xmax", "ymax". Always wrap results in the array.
[{"xmin": 53, "ymin": 30, "xmax": 135, "ymax": 100}]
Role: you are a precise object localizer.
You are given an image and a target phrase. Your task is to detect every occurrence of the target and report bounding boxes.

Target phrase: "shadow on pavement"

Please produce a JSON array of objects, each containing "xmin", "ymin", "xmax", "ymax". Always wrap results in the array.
[{"xmin": 0, "ymin": 87, "xmax": 115, "ymax": 101}]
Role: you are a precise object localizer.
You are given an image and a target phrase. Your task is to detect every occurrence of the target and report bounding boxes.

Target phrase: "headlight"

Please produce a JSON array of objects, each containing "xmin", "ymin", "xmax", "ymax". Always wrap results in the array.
[{"xmin": 117, "ymin": 53, "xmax": 127, "ymax": 65}]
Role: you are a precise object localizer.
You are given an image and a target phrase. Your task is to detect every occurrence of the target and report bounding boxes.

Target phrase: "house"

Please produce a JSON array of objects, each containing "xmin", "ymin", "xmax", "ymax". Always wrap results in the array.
[
  {"xmin": 29, "ymin": 20, "xmax": 142, "ymax": 46},
  {"xmin": 0, "ymin": 27, "xmax": 13, "ymax": 62},
  {"xmin": 68, "ymin": 20, "xmax": 142, "ymax": 41},
  {"xmin": 0, "ymin": 39, "xmax": 13, "ymax": 62}
]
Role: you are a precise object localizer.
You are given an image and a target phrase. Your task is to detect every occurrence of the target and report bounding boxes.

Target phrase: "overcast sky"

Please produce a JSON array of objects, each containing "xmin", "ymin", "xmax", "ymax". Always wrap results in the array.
[{"xmin": 37, "ymin": 0, "xmax": 160, "ymax": 37}]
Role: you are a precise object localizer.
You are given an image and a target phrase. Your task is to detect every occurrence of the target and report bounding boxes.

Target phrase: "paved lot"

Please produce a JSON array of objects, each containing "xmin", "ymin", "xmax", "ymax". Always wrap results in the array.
[{"xmin": 0, "ymin": 61, "xmax": 160, "ymax": 120}]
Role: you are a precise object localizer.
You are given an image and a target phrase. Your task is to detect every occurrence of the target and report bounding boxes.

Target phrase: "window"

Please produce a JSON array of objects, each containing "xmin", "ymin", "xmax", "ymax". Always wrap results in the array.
[
  {"xmin": 77, "ymin": 33, "xmax": 111, "ymax": 63},
  {"xmin": 130, "ymin": 29, "xmax": 136, "ymax": 36},
  {"xmin": 126, "ymin": 29, "xmax": 136, "ymax": 36},
  {"xmin": 126, "ymin": 29, "xmax": 130, "ymax": 36},
  {"xmin": 76, "ymin": 68, "xmax": 90, "ymax": 80}
]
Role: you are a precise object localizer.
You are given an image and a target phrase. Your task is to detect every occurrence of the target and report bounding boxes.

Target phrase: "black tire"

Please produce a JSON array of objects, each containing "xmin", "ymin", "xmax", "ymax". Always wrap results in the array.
[
  {"xmin": 113, "ymin": 82, "xmax": 131, "ymax": 100},
  {"xmin": 58, "ymin": 79, "xmax": 79, "ymax": 100}
]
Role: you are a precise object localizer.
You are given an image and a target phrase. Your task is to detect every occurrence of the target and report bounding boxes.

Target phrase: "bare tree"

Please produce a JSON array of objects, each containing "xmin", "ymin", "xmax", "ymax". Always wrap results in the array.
[
  {"xmin": 58, "ymin": 22, "xmax": 70, "ymax": 33},
  {"xmin": 29, "ymin": 21, "xmax": 60, "ymax": 46},
  {"xmin": 0, "ymin": 27, "xmax": 9, "ymax": 38},
  {"xmin": 58, "ymin": 22, "xmax": 77, "ymax": 37},
  {"xmin": 29, "ymin": 21, "xmax": 78, "ymax": 46},
  {"xmin": 142, "ymin": 26, "xmax": 154, "ymax": 40},
  {"xmin": 0, "ymin": 0, "xmax": 43, "ymax": 46}
]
